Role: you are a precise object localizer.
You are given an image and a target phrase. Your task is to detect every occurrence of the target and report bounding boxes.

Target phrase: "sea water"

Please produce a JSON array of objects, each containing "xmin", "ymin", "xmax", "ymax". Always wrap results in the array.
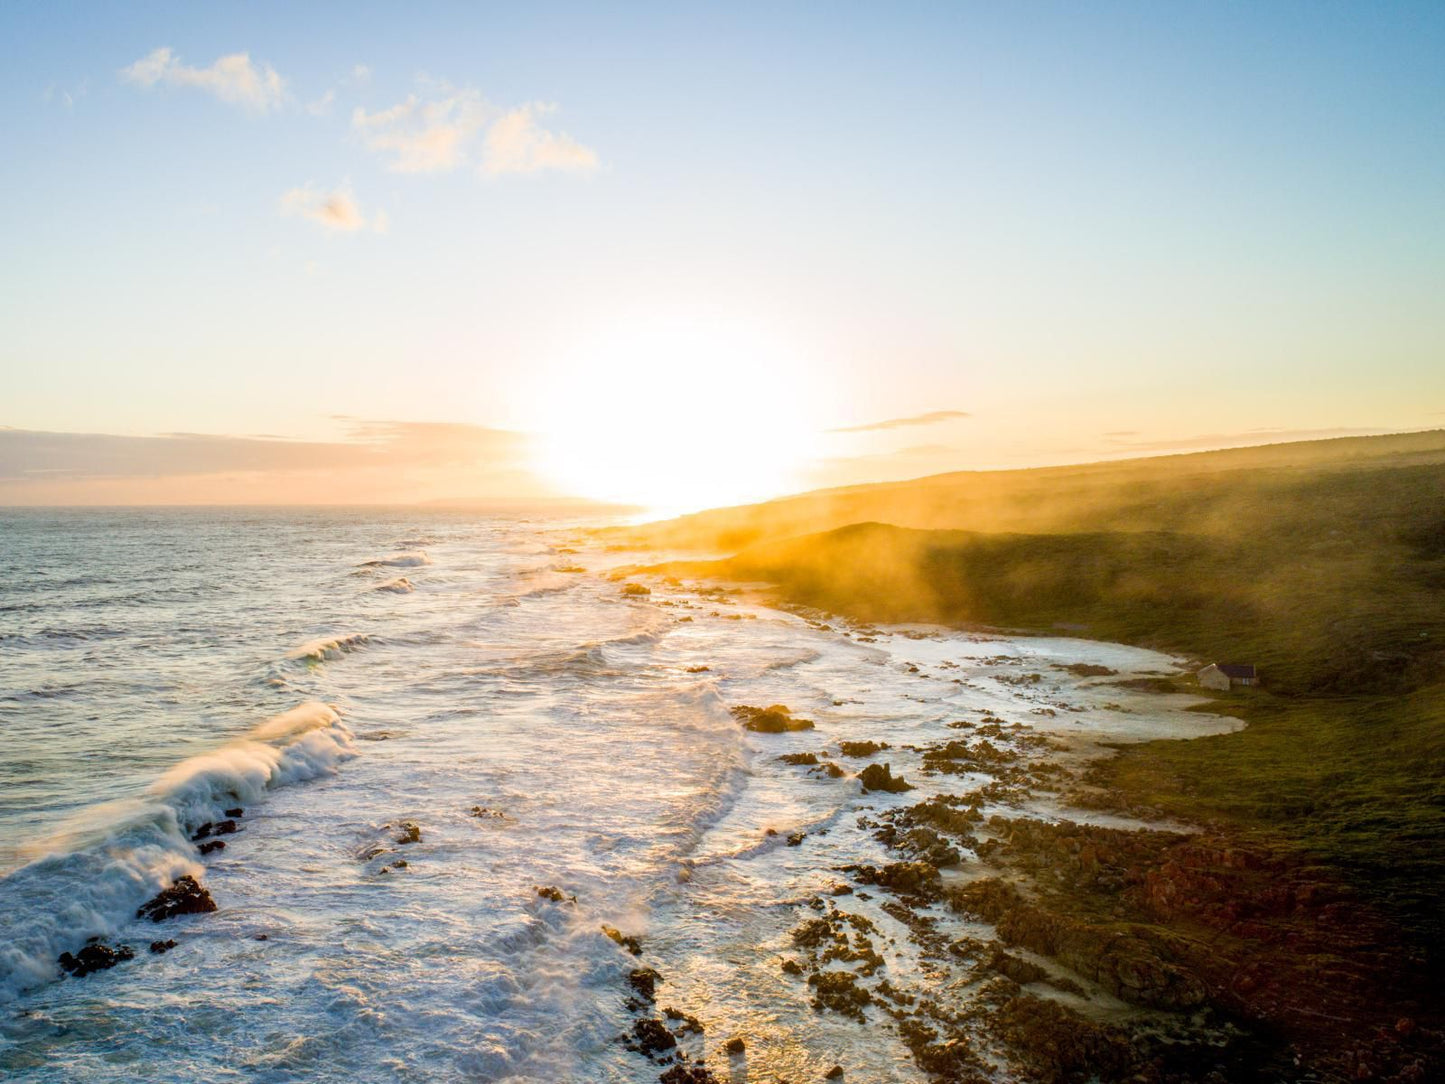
[{"xmin": 0, "ymin": 508, "xmax": 1236, "ymax": 1081}]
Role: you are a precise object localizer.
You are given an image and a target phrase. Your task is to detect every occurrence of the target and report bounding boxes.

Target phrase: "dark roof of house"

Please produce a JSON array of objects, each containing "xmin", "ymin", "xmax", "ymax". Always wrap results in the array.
[{"xmin": 1217, "ymin": 663, "xmax": 1256, "ymax": 679}]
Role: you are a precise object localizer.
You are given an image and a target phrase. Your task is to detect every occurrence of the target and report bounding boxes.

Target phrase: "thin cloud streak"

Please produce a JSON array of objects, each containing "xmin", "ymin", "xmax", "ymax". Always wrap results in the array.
[{"xmin": 829, "ymin": 410, "xmax": 971, "ymax": 434}]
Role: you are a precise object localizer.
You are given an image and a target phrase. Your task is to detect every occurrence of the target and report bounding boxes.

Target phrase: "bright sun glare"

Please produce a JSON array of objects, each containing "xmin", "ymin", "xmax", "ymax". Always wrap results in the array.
[{"xmin": 530, "ymin": 314, "xmax": 823, "ymax": 516}]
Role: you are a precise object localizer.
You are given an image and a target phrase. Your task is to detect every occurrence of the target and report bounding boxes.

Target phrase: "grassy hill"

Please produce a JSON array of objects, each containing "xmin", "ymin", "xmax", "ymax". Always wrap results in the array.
[{"xmin": 627, "ymin": 430, "xmax": 1445, "ymax": 950}]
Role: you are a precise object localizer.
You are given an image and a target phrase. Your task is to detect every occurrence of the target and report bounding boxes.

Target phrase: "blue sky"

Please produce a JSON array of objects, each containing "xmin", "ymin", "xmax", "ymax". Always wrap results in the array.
[{"xmin": 2, "ymin": 2, "xmax": 1443, "ymax": 505}]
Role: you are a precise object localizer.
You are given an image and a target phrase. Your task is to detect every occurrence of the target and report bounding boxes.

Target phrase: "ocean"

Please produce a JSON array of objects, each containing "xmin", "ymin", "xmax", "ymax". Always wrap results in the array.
[{"xmin": 0, "ymin": 508, "xmax": 1234, "ymax": 1081}]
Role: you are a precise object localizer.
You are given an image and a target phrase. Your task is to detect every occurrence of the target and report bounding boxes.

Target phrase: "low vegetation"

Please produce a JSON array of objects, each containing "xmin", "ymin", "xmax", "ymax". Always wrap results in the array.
[{"xmin": 631, "ymin": 431, "xmax": 1445, "ymax": 955}]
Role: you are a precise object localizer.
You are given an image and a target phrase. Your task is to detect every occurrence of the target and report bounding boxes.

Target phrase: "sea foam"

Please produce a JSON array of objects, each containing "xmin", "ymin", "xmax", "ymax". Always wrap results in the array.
[{"xmin": 0, "ymin": 701, "xmax": 352, "ymax": 1003}]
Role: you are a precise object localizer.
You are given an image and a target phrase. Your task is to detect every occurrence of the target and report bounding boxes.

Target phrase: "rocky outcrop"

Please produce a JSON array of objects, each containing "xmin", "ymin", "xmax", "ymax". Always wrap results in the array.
[
  {"xmin": 858, "ymin": 763, "xmax": 912, "ymax": 793},
  {"xmin": 137, "ymin": 875, "xmax": 217, "ymax": 922},
  {"xmin": 731, "ymin": 704, "xmax": 814, "ymax": 733},
  {"xmin": 58, "ymin": 940, "xmax": 134, "ymax": 977}
]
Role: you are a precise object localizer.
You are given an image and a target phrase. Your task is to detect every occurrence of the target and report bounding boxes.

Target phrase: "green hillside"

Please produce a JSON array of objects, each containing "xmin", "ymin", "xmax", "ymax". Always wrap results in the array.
[{"xmin": 631, "ymin": 430, "xmax": 1445, "ymax": 949}]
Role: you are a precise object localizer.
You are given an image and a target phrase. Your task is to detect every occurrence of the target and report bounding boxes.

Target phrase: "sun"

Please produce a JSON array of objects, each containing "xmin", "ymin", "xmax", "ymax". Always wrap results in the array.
[{"xmin": 527, "ymin": 313, "xmax": 823, "ymax": 517}]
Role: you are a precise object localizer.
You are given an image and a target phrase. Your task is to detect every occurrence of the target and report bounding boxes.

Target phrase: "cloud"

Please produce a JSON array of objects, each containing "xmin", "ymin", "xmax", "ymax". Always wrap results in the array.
[
  {"xmin": 353, "ymin": 88, "xmax": 597, "ymax": 176},
  {"xmin": 481, "ymin": 103, "xmax": 599, "ymax": 175},
  {"xmin": 0, "ymin": 422, "xmax": 560, "ymax": 505},
  {"xmin": 121, "ymin": 47, "xmax": 286, "ymax": 112},
  {"xmin": 828, "ymin": 410, "xmax": 971, "ymax": 434},
  {"xmin": 279, "ymin": 184, "xmax": 385, "ymax": 233},
  {"xmin": 43, "ymin": 80, "xmax": 88, "ymax": 109},
  {"xmin": 352, "ymin": 89, "xmax": 494, "ymax": 172}
]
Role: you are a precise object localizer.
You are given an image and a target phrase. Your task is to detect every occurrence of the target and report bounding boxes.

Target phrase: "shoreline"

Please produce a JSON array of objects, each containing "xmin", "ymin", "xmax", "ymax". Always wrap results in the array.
[{"xmin": 607, "ymin": 565, "xmax": 1443, "ymax": 1083}]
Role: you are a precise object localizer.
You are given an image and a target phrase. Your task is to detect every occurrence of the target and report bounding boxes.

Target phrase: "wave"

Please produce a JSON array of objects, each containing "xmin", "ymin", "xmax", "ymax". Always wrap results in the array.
[
  {"xmin": 286, "ymin": 632, "xmax": 371, "ymax": 663},
  {"xmin": 392, "ymin": 537, "xmax": 432, "ymax": 549},
  {"xmin": 0, "ymin": 701, "xmax": 353, "ymax": 1004},
  {"xmin": 373, "ymin": 577, "xmax": 414, "ymax": 594},
  {"xmin": 359, "ymin": 552, "xmax": 431, "ymax": 569}
]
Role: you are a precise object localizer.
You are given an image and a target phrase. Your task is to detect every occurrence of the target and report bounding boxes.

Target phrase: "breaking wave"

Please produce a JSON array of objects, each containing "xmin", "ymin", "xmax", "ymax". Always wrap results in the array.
[
  {"xmin": 0, "ymin": 702, "xmax": 353, "ymax": 1003},
  {"xmin": 287, "ymin": 632, "xmax": 371, "ymax": 663},
  {"xmin": 360, "ymin": 552, "xmax": 431, "ymax": 569}
]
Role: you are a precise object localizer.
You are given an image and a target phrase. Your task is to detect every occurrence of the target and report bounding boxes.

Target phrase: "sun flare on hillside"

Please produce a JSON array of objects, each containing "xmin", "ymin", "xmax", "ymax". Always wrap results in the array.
[{"xmin": 528, "ymin": 314, "xmax": 825, "ymax": 516}]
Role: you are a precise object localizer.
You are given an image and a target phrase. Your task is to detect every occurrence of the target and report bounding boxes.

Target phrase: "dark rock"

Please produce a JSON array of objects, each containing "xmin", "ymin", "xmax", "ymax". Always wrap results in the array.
[
  {"xmin": 621, "ymin": 583, "xmax": 651, "ymax": 597},
  {"xmin": 787, "ymin": 831, "xmax": 806, "ymax": 847},
  {"xmin": 254, "ymin": 933, "xmax": 268, "ymax": 941},
  {"xmin": 631, "ymin": 1017, "xmax": 676, "ymax": 1056},
  {"xmin": 685, "ymin": 665, "xmax": 711, "ymax": 673},
  {"xmin": 662, "ymin": 1006, "xmax": 703, "ymax": 1034},
  {"xmin": 190, "ymin": 822, "xmax": 213, "ymax": 840},
  {"xmin": 725, "ymin": 1037, "xmax": 745, "ymax": 1055},
  {"xmin": 536, "ymin": 885, "xmax": 575, "ymax": 903},
  {"xmin": 224, "ymin": 807, "xmax": 244, "ymax": 818},
  {"xmin": 840, "ymin": 740, "xmax": 888, "ymax": 757},
  {"xmin": 58, "ymin": 942, "xmax": 134, "ymax": 977},
  {"xmin": 781, "ymin": 958, "xmax": 805, "ymax": 976},
  {"xmin": 137, "ymin": 875, "xmax": 217, "ymax": 922},
  {"xmin": 659, "ymin": 1059, "xmax": 719, "ymax": 1083},
  {"xmin": 858, "ymin": 763, "xmax": 913, "ymax": 793},
  {"xmin": 808, "ymin": 970, "xmax": 871, "ymax": 1021},
  {"xmin": 469, "ymin": 805, "xmax": 506, "ymax": 819},
  {"xmin": 629, "ymin": 966, "xmax": 662, "ymax": 1001},
  {"xmin": 393, "ymin": 821, "xmax": 421, "ymax": 844},
  {"xmin": 849, "ymin": 861, "xmax": 941, "ymax": 899},
  {"xmin": 213, "ymin": 819, "xmax": 239, "ymax": 835},
  {"xmin": 603, "ymin": 924, "xmax": 643, "ymax": 955},
  {"xmin": 731, "ymin": 704, "xmax": 815, "ymax": 733},
  {"xmin": 197, "ymin": 840, "xmax": 225, "ymax": 855},
  {"xmin": 778, "ymin": 752, "xmax": 819, "ymax": 766},
  {"xmin": 148, "ymin": 939, "xmax": 176, "ymax": 954},
  {"xmin": 826, "ymin": 1067, "xmax": 845, "ymax": 1080}
]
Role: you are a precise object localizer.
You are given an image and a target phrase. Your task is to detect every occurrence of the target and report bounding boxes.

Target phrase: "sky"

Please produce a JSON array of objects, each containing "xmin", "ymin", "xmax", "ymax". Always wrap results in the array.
[{"xmin": 2, "ymin": 1, "xmax": 1443, "ymax": 510}]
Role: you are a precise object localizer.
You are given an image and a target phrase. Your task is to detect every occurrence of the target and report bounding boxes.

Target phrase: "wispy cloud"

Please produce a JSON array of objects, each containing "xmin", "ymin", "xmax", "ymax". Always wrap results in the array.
[
  {"xmin": 43, "ymin": 80, "xmax": 88, "ymax": 109},
  {"xmin": 121, "ymin": 47, "xmax": 286, "ymax": 112},
  {"xmin": 280, "ymin": 183, "xmax": 386, "ymax": 233},
  {"xmin": 353, "ymin": 87, "xmax": 597, "ymax": 176},
  {"xmin": 829, "ymin": 410, "xmax": 971, "ymax": 434},
  {"xmin": 481, "ymin": 103, "xmax": 599, "ymax": 175}
]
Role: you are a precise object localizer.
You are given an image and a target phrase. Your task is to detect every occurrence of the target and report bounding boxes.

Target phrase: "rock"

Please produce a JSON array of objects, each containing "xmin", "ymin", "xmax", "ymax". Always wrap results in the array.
[
  {"xmin": 212, "ymin": 819, "xmax": 239, "ymax": 836},
  {"xmin": 629, "ymin": 967, "xmax": 662, "ymax": 1001},
  {"xmin": 393, "ymin": 821, "xmax": 421, "ymax": 844},
  {"xmin": 197, "ymin": 840, "xmax": 225, "ymax": 855},
  {"xmin": 621, "ymin": 583, "xmax": 652, "ymax": 597},
  {"xmin": 725, "ymin": 1037, "xmax": 745, "ymax": 1054},
  {"xmin": 224, "ymin": 807, "xmax": 244, "ymax": 818},
  {"xmin": 659, "ymin": 1059, "xmax": 719, "ymax": 1083},
  {"xmin": 858, "ymin": 763, "xmax": 913, "ymax": 794},
  {"xmin": 839, "ymin": 741, "xmax": 888, "ymax": 757},
  {"xmin": 662, "ymin": 1006, "xmax": 703, "ymax": 1034},
  {"xmin": 137, "ymin": 875, "xmax": 217, "ymax": 922},
  {"xmin": 685, "ymin": 665, "xmax": 711, "ymax": 673},
  {"xmin": 191, "ymin": 822, "xmax": 213, "ymax": 840},
  {"xmin": 778, "ymin": 752, "xmax": 820, "ymax": 766},
  {"xmin": 58, "ymin": 942, "xmax": 134, "ymax": 976},
  {"xmin": 808, "ymin": 970, "xmax": 871, "ymax": 1021},
  {"xmin": 826, "ymin": 1066, "xmax": 845, "ymax": 1080},
  {"xmin": 849, "ymin": 862, "xmax": 942, "ymax": 899},
  {"xmin": 781, "ymin": 958, "xmax": 805, "ymax": 976},
  {"xmin": 536, "ymin": 885, "xmax": 575, "ymax": 903},
  {"xmin": 630, "ymin": 1017, "xmax": 676, "ymax": 1056},
  {"xmin": 469, "ymin": 805, "xmax": 506, "ymax": 819},
  {"xmin": 148, "ymin": 939, "xmax": 177, "ymax": 954},
  {"xmin": 603, "ymin": 924, "xmax": 643, "ymax": 955},
  {"xmin": 787, "ymin": 831, "xmax": 806, "ymax": 846},
  {"xmin": 731, "ymin": 704, "xmax": 815, "ymax": 733}
]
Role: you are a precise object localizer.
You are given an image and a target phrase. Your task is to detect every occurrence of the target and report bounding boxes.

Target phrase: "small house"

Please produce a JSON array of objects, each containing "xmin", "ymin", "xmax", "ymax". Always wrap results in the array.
[{"xmin": 1197, "ymin": 663, "xmax": 1257, "ymax": 691}]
